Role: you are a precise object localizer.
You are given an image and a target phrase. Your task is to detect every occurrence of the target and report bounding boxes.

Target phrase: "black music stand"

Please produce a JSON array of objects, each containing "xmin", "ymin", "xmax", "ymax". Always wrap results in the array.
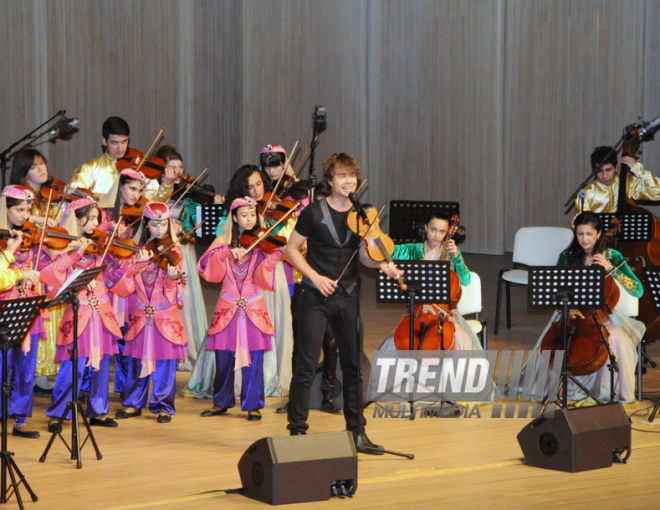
[
  {"xmin": 597, "ymin": 213, "xmax": 653, "ymax": 245},
  {"xmin": 0, "ymin": 296, "xmax": 45, "ymax": 509},
  {"xmin": 642, "ymin": 268, "xmax": 660, "ymax": 422},
  {"xmin": 40, "ymin": 266, "xmax": 107, "ymax": 468},
  {"xmin": 376, "ymin": 260, "xmax": 453, "ymax": 415},
  {"xmin": 197, "ymin": 205, "xmax": 225, "ymax": 241},
  {"xmin": 388, "ymin": 201, "xmax": 459, "ymax": 243},
  {"xmin": 528, "ymin": 266, "xmax": 609, "ymax": 408}
]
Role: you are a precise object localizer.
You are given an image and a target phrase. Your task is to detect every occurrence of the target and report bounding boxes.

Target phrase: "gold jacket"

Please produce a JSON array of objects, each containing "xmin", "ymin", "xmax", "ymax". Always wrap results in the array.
[
  {"xmin": 0, "ymin": 252, "xmax": 24, "ymax": 293},
  {"xmin": 71, "ymin": 153, "xmax": 173, "ymax": 201},
  {"xmin": 576, "ymin": 162, "xmax": 660, "ymax": 213}
]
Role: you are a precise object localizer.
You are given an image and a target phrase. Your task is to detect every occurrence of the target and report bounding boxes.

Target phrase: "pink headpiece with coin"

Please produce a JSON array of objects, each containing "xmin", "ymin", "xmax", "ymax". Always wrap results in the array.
[
  {"xmin": 2, "ymin": 185, "xmax": 35, "ymax": 201},
  {"xmin": 230, "ymin": 197, "xmax": 257, "ymax": 211},
  {"xmin": 143, "ymin": 202, "xmax": 171, "ymax": 220},
  {"xmin": 260, "ymin": 144, "xmax": 286, "ymax": 155}
]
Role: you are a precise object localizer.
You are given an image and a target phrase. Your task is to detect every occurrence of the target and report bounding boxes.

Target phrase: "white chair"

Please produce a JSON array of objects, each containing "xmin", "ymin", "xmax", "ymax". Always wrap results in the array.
[
  {"xmin": 495, "ymin": 226, "xmax": 574, "ymax": 334},
  {"xmin": 457, "ymin": 271, "xmax": 487, "ymax": 349}
]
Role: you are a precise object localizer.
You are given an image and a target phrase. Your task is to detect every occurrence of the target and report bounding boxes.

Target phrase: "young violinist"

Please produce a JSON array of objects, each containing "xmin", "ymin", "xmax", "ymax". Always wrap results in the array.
[
  {"xmin": 71, "ymin": 116, "xmax": 175, "ymax": 202},
  {"xmin": 40, "ymin": 198, "xmax": 123, "ymax": 431},
  {"xmin": 369, "ymin": 211, "xmax": 482, "ymax": 352},
  {"xmin": 0, "ymin": 186, "xmax": 48, "ymax": 438},
  {"xmin": 155, "ymin": 146, "xmax": 218, "ymax": 373},
  {"xmin": 10, "ymin": 148, "xmax": 63, "ymax": 394},
  {"xmin": 198, "ymin": 197, "xmax": 283, "ymax": 421},
  {"xmin": 108, "ymin": 202, "xmax": 187, "ymax": 423},
  {"xmin": 285, "ymin": 153, "xmax": 399, "ymax": 452},
  {"xmin": 213, "ymin": 165, "xmax": 271, "ymax": 237},
  {"xmin": 576, "ymin": 145, "xmax": 660, "ymax": 213},
  {"xmin": 94, "ymin": 167, "xmax": 147, "ymax": 397},
  {"xmin": 189, "ymin": 165, "xmax": 282, "ymax": 399},
  {"xmin": 513, "ymin": 212, "xmax": 644, "ymax": 404}
]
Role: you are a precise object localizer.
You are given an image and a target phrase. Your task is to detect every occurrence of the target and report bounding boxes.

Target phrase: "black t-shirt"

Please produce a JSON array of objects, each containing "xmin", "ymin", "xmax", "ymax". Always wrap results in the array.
[{"xmin": 294, "ymin": 198, "xmax": 356, "ymax": 287}]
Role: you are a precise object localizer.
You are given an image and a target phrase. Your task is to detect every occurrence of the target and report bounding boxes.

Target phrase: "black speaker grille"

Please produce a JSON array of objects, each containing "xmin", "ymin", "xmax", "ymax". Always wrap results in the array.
[{"xmin": 539, "ymin": 432, "xmax": 558, "ymax": 457}]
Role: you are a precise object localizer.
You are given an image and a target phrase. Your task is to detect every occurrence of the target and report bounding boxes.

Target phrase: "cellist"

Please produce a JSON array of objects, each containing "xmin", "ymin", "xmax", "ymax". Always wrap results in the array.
[
  {"xmin": 514, "ymin": 212, "xmax": 644, "ymax": 404},
  {"xmin": 575, "ymin": 145, "xmax": 660, "ymax": 214},
  {"xmin": 365, "ymin": 211, "xmax": 482, "ymax": 352}
]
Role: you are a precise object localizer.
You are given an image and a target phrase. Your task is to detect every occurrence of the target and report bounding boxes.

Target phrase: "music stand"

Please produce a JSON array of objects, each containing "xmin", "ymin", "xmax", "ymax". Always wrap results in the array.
[
  {"xmin": 376, "ymin": 260, "xmax": 452, "ymax": 414},
  {"xmin": 642, "ymin": 268, "xmax": 660, "ymax": 422},
  {"xmin": 40, "ymin": 266, "xmax": 107, "ymax": 469},
  {"xmin": 0, "ymin": 295, "xmax": 45, "ymax": 509},
  {"xmin": 197, "ymin": 205, "xmax": 225, "ymax": 241},
  {"xmin": 597, "ymin": 213, "xmax": 653, "ymax": 245},
  {"xmin": 388, "ymin": 201, "xmax": 459, "ymax": 243},
  {"xmin": 528, "ymin": 266, "xmax": 607, "ymax": 408}
]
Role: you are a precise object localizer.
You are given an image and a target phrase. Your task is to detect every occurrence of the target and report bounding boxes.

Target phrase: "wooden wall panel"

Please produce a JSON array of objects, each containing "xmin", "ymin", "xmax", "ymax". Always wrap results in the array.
[
  {"xmin": 367, "ymin": 0, "xmax": 506, "ymax": 254},
  {"xmin": 504, "ymin": 0, "xmax": 647, "ymax": 250},
  {"xmin": 240, "ymin": 0, "xmax": 368, "ymax": 193}
]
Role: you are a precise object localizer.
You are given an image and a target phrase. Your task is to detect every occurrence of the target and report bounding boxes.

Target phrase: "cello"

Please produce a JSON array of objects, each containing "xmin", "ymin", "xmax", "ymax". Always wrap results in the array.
[
  {"xmin": 392, "ymin": 215, "xmax": 465, "ymax": 351},
  {"xmin": 540, "ymin": 219, "xmax": 621, "ymax": 376}
]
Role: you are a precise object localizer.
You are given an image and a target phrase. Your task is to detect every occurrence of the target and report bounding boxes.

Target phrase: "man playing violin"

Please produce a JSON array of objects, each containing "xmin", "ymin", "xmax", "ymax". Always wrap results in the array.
[
  {"xmin": 71, "ymin": 116, "xmax": 176, "ymax": 202},
  {"xmin": 285, "ymin": 152, "xmax": 399, "ymax": 453},
  {"xmin": 576, "ymin": 145, "xmax": 660, "ymax": 213}
]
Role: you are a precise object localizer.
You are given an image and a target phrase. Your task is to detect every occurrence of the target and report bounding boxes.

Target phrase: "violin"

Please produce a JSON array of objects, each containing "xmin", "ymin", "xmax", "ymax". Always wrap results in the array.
[
  {"xmin": 40, "ymin": 177, "xmax": 96, "ymax": 203},
  {"xmin": 238, "ymin": 227, "xmax": 287, "ymax": 255},
  {"xmin": 172, "ymin": 181, "xmax": 217, "ymax": 205},
  {"xmin": 122, "ymin": 197, "xmax": 149, "ymax": 222},
  {"xmin": 540, "ymin": 219, "xmax": 621, "ymax": 376},
  {"xmin": 85, "ymin": 229, "xmax": 140, "ymax": 259},
  {"xmin": 145, "ymin": 234, "xmax": 182, "ymax": 271},
  {"xmin": 0, "ymin": 222, "xmax": 79, "ymax": 252},
  {"xmin": 115, "ymin": 148, "xmax": 145, "ymax": 172},
  {"xmin": 346, "ymin": 203, "xmax": 407, "ymax": 291},
  {"xmin": 258, "ymin": 193, "xmax": 299, "ymax": 222}
]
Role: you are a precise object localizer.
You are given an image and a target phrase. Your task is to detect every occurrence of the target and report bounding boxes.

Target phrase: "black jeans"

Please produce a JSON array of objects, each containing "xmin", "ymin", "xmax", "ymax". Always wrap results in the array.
[{"xmin": 288, "ymin": 284, "xmax": 365, "ymax": 435}]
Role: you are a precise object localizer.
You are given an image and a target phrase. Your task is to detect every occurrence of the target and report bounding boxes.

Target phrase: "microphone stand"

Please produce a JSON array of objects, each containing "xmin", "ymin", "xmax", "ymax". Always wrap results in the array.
[
  {"xmin": 0, "ymin": 110, "xmax": 70, "ymax": 189},
  {"xmin": 350, "ymin": 197, "xmax": 413, "ymax": 460},
  {"xmin": 307, "ymin": 105, "xmax": 326, "ymax": 204}
]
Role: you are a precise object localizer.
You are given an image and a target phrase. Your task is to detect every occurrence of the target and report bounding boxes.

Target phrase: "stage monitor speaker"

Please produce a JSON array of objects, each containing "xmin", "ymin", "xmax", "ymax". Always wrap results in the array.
[
  {"xmin": 238, "ymin": 431, "xmax": 357, "ymax": 505},
  {"xmin": 517, "ymin": 402, "xmax": 631, "ymax": 472}
]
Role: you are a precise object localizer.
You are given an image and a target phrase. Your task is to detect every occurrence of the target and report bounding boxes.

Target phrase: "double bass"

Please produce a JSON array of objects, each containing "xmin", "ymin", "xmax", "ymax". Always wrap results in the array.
[
  {"xmin": 392, "ymin": 215, "xmax": 464, "ymax": 351},
  {"xmin": 540, "ymin": 220, "xmax": 621, "ymax": 376},
  {"xmin": 614, "ymin": 126, "xmax": 660, "ymax": 342}
]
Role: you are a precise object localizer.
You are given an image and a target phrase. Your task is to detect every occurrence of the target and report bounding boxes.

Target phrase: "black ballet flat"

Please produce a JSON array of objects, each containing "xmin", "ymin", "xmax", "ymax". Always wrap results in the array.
[
  {"xmin": 200, "ymin": 407, "xmax": 228, "ymax": 417},
  {"xmin": 157, "ymin": 414, "xmax": 172, "ymax": 424},
  {"xmin": 12, "ymin": 426, "xmax": 40, "ymax": 439},
  {"xmin": 247, "ymin": 410, "xmax": 262, "ymax": 421},
  {"xmin": 115, "ymin": 408, "xmax": 142, "ymax": 419},
  {"xmin": 90, "ymin": 417, "xmax": 118, "ymax": 427},
  {"xmin": 48, "ymin": 420, "xmax": 63, "ymax": 434}
]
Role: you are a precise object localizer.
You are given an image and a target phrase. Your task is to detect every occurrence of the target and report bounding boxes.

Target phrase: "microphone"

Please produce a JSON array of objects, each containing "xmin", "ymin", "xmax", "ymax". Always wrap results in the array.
[
  {"xmin": 638, "ymin": 115, "xmax": 660, "ymax": 140},
  {"xmin": 348, "ymin": 192, "xmax": 370, "ymax": 224},
  {"xmin": 57, "ymin": 115, "xmax": 79, "ymax": 131}
]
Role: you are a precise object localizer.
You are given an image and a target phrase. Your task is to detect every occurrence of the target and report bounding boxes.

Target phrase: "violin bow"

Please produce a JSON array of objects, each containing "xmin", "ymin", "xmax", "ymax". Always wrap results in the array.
[
  {"xmin": 34, "ymin": 189, "xmax": 54, "ymax": 271},
  {"xmin": 170, "ymin": 167, "xmax": 209, "ymax": 211},
  {"xmin": 134, "ymin": 126, "xmax": 165, "ymax": 173},
  {"xmin": 278, "ymin": 137, "xmax": 316, "ymax": 196},
  {"xmin": 55, "ymin": 166, "xmax": 80, "ymax": 219},
  {"xmin": 263, "ymin": 138, "xmax": 300, "ymax": 215},
  {"xmin": 240, "ymin": 201, "xmax": 301, "ymax": 259},
  {"xmin": 98, "ymin": 215, "xmax": 123, "ymax": 267}
]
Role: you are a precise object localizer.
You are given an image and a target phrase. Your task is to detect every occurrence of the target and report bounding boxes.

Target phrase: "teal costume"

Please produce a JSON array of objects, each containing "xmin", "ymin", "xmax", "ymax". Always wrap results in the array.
[{"xmin": 392, "ymin": 243, "xmax": 471, "ymax": 286}]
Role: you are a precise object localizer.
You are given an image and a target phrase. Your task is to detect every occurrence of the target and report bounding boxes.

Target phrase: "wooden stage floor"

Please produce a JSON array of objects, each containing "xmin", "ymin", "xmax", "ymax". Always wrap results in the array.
[{"xmin": 9, "ymin": 253, "xmax": 660, "ymax": 510}]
